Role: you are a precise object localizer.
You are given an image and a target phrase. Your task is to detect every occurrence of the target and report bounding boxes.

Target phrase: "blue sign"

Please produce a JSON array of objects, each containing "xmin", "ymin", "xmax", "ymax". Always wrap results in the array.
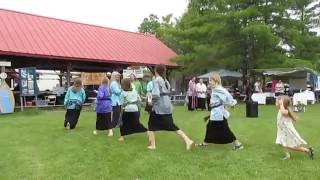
[
  {"xmin": 0, "ymin": 81, "xmax": 15, "ymax": 114},
  {"xmin": 19, "ymin": 67, "xmax": 38, "ymax": 96}
]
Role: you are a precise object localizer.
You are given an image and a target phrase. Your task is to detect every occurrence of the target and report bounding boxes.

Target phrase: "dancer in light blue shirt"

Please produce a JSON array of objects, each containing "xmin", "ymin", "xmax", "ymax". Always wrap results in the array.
[{"xmin": 196, "ymin": 73, "xmax": 243, "ymax": 150}]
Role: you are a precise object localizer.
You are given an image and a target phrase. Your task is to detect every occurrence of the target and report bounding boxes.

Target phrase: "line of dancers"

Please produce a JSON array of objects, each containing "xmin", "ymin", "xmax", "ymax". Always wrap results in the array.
[{"xmin": 63, "ymin": 65, "xmax": 315, "ymax": 160}]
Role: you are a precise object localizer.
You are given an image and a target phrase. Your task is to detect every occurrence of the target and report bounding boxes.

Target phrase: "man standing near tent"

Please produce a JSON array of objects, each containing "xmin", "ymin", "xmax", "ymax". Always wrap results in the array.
[
  {"xmin": 196, "ymin": 79, "xmax": 207, "ymax": 110},
  {"xmin": 254, "ymin": 80, "xmax": 262, "ymax": 93},
  {"xmin": 275, "ymin": 80, "xmax": 285, "ymax": 96}
]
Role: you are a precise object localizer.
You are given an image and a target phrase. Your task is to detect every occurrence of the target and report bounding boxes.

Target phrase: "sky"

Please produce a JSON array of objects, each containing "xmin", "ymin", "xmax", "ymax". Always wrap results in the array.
[
  {"xmin": 0, "ymin": 0, "xmax": 189, "ymax": 90},
  {"xmin": 0, "ymin": 0, "xmax": 189, "ymax": 32}
]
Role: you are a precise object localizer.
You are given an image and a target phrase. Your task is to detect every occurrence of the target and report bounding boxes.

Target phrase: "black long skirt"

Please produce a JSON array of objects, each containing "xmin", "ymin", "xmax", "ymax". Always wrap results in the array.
[
  {"xmin": 120, "ymin": 112, "xmax": 147, "ymax": 136},
  {"xmin": 197, "ymin": 98, "xmax": 206, "ymax": 110},
  {"xmin": 112, "ymin": 105, "xmax": 121, "ymax": 128},
  {"xmin": 64, "ymin": 109, "xmax": 81, "ymax": 129},
  {"xmin": 204, "ymin": 118, "xmax": 236, "ymax": 144},
  {"xmin": 148, "ymin": 111, "xmax": 180, "ymax": 131},
  {"xmin": 96, "ymin": 112, "xmax": 113, "ymax": 130},
  {"xmin": 188, "ymin": 96, "xmax": 196, "ymax": 111}
]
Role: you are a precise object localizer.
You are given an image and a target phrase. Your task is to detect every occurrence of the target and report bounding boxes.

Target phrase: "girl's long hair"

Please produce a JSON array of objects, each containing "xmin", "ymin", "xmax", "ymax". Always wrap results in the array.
[
  {"xmin": 121, "ymin": 78, "xmax": 132, "ymax": 91},
  {"xmin": 280, "ymin": 96, "xmax": 298, "ymax": 122}
]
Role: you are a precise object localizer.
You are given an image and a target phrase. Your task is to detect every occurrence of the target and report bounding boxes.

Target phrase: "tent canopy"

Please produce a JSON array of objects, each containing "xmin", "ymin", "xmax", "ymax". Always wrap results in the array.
[
  {"xmin": 253, "ymin": 68, "xmax": 318, "ymax": 78},
  {"xmin": 198, "ymin": 69, "xmax": 242, "ymax": 79}
]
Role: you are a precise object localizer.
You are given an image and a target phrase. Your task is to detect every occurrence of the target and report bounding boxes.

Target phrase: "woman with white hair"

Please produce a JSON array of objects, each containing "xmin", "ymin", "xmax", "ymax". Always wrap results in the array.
[
  {"xmin": 196, "ymin": 73, "xmax": 243, "ymax": 150},
  {"xmin": 110, "ymin": 71, "xmax": 122, "ymax": 128}
]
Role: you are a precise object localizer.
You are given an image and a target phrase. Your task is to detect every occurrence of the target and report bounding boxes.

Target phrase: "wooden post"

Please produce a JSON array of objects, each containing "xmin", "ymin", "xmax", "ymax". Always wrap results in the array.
[
  {"xmin": 66, "ymin": 63, "xmax": 72, "ymax": 87},
  {"xmin": 59, "ymin": 70, "xmax": 63, "ymax": 87}
]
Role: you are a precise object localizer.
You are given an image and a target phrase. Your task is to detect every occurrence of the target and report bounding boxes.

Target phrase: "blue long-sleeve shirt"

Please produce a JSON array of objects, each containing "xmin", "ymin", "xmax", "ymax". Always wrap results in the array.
[
  {"xmin": 146, "ymin": 81, "xmax": 154, "ymax": 94},
  {"xmin": 64, "ymin": 87, "xmax": 86, "ymax": 109},
  {"xmin": 210, "ymin": 86, "xmax": 237, "ymax": 121},
  {"xmin": 110, "ymin": 80, "xmax": 122, "ymax": 106}
]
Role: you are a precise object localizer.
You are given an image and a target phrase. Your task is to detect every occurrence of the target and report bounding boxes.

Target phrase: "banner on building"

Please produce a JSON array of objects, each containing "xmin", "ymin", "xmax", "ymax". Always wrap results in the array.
[
  {"xmin": 81, "ymin": 73, "xmax": 106, "ymax": 85},
  {"xmin": 123, "ymin": 69, "xmax": 144, "ymax": 79}
]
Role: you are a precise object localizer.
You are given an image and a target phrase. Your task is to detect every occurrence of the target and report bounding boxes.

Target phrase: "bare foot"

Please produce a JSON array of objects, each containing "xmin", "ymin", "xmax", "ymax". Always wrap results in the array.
[
  {"xmin": 118, "ymin": 137, "xmax": 124, "ymax": 142},
  {"xmin": 282, "ymin": 156, "xmax": 291, "ymax": 160},
  {"xmin": 186, "ymin": 140, "xmax": 194, "ymax": 150},
  {"xmin": 66, "ymin": 123, "xmax": 70, "ymax": 130},
  {"xmin": 147, "ymin": 146, "xmax": 156, "ymax": 150}
]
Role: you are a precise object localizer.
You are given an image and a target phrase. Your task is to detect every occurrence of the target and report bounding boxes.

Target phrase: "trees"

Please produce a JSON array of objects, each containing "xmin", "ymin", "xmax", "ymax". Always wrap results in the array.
[
  {"xmin": 138, "ymin": 14, "xmax": 161, "ymax": 36},
  {"xmin": 138, "ymin": 0, "xmax": 320, "ymax": 77},
  {"xmin": 172, "ymin": 0, "xmax": 288, "ymax": 78},
  {"xmin": 283, "ymin": 0, "xmax": 320, "ymax": 69}
]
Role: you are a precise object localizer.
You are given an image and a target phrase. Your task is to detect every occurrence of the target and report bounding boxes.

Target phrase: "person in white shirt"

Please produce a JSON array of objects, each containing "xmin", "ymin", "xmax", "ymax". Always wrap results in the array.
[
  {"xmin": 254, "ymin": 81, "xmax": 262, "ymax": 93},
  {"xmin": 196, "ymin": 79, "xmax": 207, "ymax": 110},
  {"xmin": 275, "ymin": 80, "xmax": 285, "ymax": 96}
]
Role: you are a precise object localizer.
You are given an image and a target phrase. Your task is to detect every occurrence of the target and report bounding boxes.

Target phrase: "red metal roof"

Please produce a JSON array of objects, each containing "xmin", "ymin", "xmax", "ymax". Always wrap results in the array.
[{"xmin": 0, "ymin": 9, "xmax": 177, "ymax": 66}]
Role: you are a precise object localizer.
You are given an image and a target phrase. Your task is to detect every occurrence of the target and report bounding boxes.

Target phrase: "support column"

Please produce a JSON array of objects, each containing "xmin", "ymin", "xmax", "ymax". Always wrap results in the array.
[
  {"xmin": 66, "ymin": 63, "xmax": 72, "ymax": 87},
  {"xmin": 59, "ymin": 70, "xmax": 63, "ymax": 87}
]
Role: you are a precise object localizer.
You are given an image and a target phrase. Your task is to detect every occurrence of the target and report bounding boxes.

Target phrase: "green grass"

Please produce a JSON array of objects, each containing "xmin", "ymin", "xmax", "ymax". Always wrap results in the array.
[{"xmin": 0, "ymin": 104, "xmax": 319, "ymax": 180}]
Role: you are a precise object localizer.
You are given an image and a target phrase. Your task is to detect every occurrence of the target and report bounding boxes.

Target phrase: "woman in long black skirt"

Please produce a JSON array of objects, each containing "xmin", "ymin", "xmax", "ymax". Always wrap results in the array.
[
  {"xmin": 196, "ymin": 73, "xmax": 243, "ymax": 150},
  {"xmin": 148, "ymin": 65, "xmax": 194, "ymax": 150},
  {"xmin": 93, "ymin": 78, "xmax": 113, "ymax": 136},
  {"xmin": 118, "ymin": 78, "xmax": 147, "ymax": 141},
  {"xmin": 110, "ymin": 72, "xmax": 122, "ymax": 128}
]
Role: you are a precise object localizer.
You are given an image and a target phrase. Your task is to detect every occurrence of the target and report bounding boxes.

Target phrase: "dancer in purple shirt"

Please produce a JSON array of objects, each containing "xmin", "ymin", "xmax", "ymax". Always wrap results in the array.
[{"xmin": 93, "ymin": 78, "xmax": 113, "ymax": 136}]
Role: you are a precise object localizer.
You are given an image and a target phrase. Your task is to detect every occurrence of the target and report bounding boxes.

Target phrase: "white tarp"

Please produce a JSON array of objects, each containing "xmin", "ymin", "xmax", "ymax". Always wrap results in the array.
[
  {"xmin": 289, "ymin": 78, "xmax": 307, "ymax": 90},
  {"xmin": 198, "ymin": 69, "xmax": 242, "ymax": 79},
  {"xmin": 316, "ymin": 76, "xmax": 320, "ymax": 91}
]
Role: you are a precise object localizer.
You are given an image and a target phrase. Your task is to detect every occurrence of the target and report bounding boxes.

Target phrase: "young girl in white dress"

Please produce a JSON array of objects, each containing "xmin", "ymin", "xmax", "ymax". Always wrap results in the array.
[{"xmin": 276, "ymin": 96, "xmax": 314, "ymax": 160}]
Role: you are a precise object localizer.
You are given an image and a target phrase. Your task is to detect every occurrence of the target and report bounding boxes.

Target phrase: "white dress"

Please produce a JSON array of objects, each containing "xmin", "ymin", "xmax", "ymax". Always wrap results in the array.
[{"xmin": 275, "ymin": 111, "xmax": 307, "ymax": 148}]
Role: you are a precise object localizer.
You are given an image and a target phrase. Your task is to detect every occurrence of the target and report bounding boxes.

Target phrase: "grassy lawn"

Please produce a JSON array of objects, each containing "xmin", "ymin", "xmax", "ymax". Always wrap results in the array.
[{"xmin": 0, "ymin": 104, "xmax": 319, "ymax": 180}]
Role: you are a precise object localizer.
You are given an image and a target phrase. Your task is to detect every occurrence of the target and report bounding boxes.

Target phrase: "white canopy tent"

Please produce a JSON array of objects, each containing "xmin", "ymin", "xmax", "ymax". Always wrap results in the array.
[{"xmin": 198, "ymin": 69, "xmax": 242, "ymax": 79}]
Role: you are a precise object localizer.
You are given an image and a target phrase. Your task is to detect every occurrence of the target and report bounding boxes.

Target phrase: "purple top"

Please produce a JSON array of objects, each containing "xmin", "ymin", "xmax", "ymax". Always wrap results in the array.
[
  {"xmin": 96, "ymin": 84, "xmax": 112, "ymax": 113},
  {"xmin": 187, "ymin": 80, "xmax": 196, "ymax": 96}
]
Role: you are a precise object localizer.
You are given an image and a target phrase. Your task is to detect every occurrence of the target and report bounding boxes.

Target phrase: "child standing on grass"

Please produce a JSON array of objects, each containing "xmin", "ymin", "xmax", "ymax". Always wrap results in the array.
[
  {"xmin": 93, "ymin": 78, "xmax": 113, "ymax": 136},
  {"xmin": 147, "ymin": 64, "xmax": 194, "ymax": 150},
  {"xmin": 276, "ymin": 96, "xmax": 315, "ymax": 160},
  {"xmin": 64, "ymin": 78, "xmax": 86, "ymax": 130},
  {"xmin": 118, "ymin": 78, "xmax": 148, "ymax": 142}
]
